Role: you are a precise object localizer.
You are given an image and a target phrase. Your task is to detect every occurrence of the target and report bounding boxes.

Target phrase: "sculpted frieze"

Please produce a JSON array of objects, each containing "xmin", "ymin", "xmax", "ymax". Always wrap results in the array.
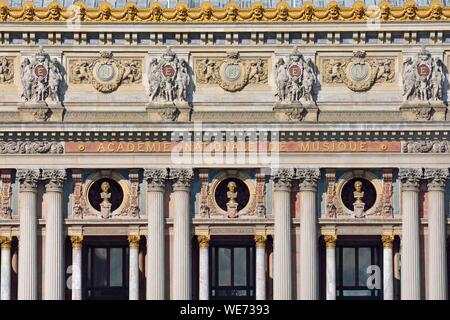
[
  {"xmin": 195, "ymin": 52, "xmax": 268, "ymax": 92},
  {"xmin": 70, "ymin": 51, "xmax": 142, "ymax": 93},
  {"xmin": 0, "ymin": 57, "xmax": 14, "ymax": 84},
  {"xmin": 0, "ymin": 141, "xmax": 63, "ymax": 154},
  {"xmin": 323, "ymin": 51, "xmax": 395, "ymax": 91},
  {"xmin": 402, "ymin": 140, "xmax": 449, "ymax": 153}
]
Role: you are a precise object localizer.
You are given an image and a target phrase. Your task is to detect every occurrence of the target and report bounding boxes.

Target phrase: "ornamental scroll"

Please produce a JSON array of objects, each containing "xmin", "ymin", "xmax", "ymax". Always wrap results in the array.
[
  {"xmin": 323, "ymin": 51, "xmax": 395, "ymax": 92},
  {"xmin": 195, "ymin": 52, "xmax": 268, "ymax": 92},
  {"xmin": 69, "ymin": 51, "xmax": 142, "ymax": 93}
]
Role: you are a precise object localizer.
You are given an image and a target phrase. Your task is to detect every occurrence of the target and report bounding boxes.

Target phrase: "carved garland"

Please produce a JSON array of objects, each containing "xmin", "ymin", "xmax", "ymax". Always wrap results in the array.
[{"xmin": 0, "ymin": 2, "xmax": 448, "ymax": 23}]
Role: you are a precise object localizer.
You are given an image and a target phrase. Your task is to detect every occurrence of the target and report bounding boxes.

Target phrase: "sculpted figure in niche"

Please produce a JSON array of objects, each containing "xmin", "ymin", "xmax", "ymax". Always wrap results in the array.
[
  {"xmin": 353, "ymin": 180, "xmax": 364, "ymax": 204},
  {"xmin": 100, "ymin": 181, "xmax": 112, "ymax": 219},
  {"xmin": 226, "ymin": 181, "xmax": 238, "ymax": 218}
]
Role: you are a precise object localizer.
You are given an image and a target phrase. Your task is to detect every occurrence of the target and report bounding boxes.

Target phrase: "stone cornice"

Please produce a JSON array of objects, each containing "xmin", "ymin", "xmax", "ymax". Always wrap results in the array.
[{"xmin": 0, "ymin": 1, "xmax": 449, "ymax": 24}]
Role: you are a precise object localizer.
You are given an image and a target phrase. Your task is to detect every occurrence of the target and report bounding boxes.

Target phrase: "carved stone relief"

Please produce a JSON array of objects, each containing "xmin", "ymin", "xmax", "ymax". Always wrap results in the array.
[
  {"xmin": 402, "ymin": 140, "xmax": 449, "ymax": 153},
  {"xmin": 323, "ymin": 51, "xmax": 395, "ymax": 91},
  {"xmin": 0, "ymin": 141, "xmax": 64, "ymax": 154},
  {"xmin": 0, "ymin": 57, "xmax": 14, "ymax": 84},
  {"xmin": 0, "ymin": 171, "xmax": 12, "ymax": 219},
  {"xmin": 195, "ymin": 52, "xmax": 268, "ymax": 92},
  {"xmin": 70, "ymin": 51, "xmax": 142, "ymax": 93}
]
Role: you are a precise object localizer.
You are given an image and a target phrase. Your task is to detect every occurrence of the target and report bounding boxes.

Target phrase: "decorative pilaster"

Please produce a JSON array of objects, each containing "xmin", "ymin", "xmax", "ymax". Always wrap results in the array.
[
  {"xmin": 297, "ymin": 168, "xmax": 320, "ymax": 300},
  {"xmin": 70, "ymin": 235, "xmax": 83, "ymax": 300},
  {"xmin": 324, "ymin": 235, "xmax": 337, "ymax": 300},
  {"xmin": 381, "ymin": 234, "xmax": 394, "ymax": 300},
  {"xmin": 144, "ymin": 168, "xmax": 167, "ymax": 300},
  {"xmin": 42, "ymin": 169, "xmax": 66, "ymax": 300},
  {"xmin": 0, "ymin": 237, "xmax": 12, "ymax": 300},
  {"xmin": 254, "ymin": 234, "xmax": 267, "ymax": 300},
  {"xmin": 0, "ymin": 171, "xmax": 12, "ymax": 219},
  {"xmin": 17, "ymin": 169, "xmax": 39, "ymax": 300},
  {"xmin": 271, "ymin": 168, "xmax": 294, "ymax": 300},
  {"xmin": 128, "ymin": 235, "xmax": 140, "ymax": 300},
  {"xmin": 424, "ymin": 168, "xmax": 448, "ymax": 300},
  {"xmin": 197, "ymin": 234, "xmax": 210, "ymax": 300},
  {"xmin": 398, "ymin": 168, "xmax": 422, "ymax": 300},
  {"xmin": 169, "ymin": 168, "xmax": 194, "ymax": 300}
]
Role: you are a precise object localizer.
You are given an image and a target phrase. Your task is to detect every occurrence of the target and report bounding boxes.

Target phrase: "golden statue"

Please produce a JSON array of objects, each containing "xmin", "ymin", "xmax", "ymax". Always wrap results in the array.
[
  {"xmin": 227, "ymin": 181, "xmax": 237, "ymax": 204},
  {"xmin": 353, "ymin": 180, "xmax": 364, "ymax": 204},
  {"xmin": 100, "ymin": 181, "xmax": 111, "ymax": 204}
]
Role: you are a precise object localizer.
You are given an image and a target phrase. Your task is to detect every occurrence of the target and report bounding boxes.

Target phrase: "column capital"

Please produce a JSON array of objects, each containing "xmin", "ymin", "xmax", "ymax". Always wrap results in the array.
[
  {"xmin": 144, "ymin": 168, "xmax": 168, "ymax": 192},
  {"xmin": 128, "ymin": 235, "xmax": 140, "ymax": 249},
  {"xmin": 271, "ymin": 168, "xmax": 295, "ymax": 191},
  {"xmin": 324, "ymin": 235, "xmax": 337, "ymax": 248},
  {"xmin": 296, "ymin": 168, "xmax": 320, "ymax": 191},
  {"xmin": 41, "ymin": 169, "xmax": 66, "ymax": 192},
  {"xmin": 424, "ymin": 168, "xmax": 449, "ymax": 191},
  {"xmin": 254, "ymin": 234, "xmax": 267, "ymax": 248},
  {"xmin": 398, "ymin": 168, "xmax": 423, "ymax": 191},
  {"xmin": 70, "ymin": 235, "xmax": 83, "ymax": 249},
  {"xmin": 197, "ymin": 235, "xmax": 210, "ymax": 249},
  {"xmin": 381, "ymin": 234, "xmax": 395, "ymax": 249},
  {"xmin": 16, "ymin": 169, "xmax": 40, "ymax": 191},
  {"xmin": 169, "ymin": 168, "xmax": 194, "ymax": 191},
  {"xmin": 0, "ymin": 236, "xmax": 12, "ymax": 249}
]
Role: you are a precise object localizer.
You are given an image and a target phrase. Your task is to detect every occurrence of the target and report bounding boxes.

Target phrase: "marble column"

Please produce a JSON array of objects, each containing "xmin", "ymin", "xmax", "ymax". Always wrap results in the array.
[
  {"xmin": 17, "ymin": 169, "xmax": 40, "ymax": 300},
  {"xmin": 198, "ymin": 235, "xmax": 210, "ymax": 300},
  {"xmin": 271, "ymin": 168, "xmax": 294, "ymax": 300},
  {"xmin": 42, "ymin": 169, "xmax": 66, "ymax": 300},
  {"xmin": 398, "ymin": 168, "xmax": 422, "ymax": 300},
  {"xmin": 128, "ymin": 235, "xmax": 140, "ymax": 300},
  {"xmin": 297, "ymin": 169, "xmax": 320, "ymax": 300},
  {"xmin": 324, "ymin": 235, "xmax": 337, "ymax": 300},
  {"xmin": 144, "ymin": 169, "xmax": 168, "ymax": 300},
  {"xmin": 0, "ymin": 237, "xmax": 12, "ymax": 300},
  {"xmin": 381, "ymin": 235, "xmax": 394, "ymax": 300},
  {"xmin": 71, "ymin": 236, "xmax": 83, "ymax": 300},
  {"xmin": 254, "ymin": 234, "xmax": 267, "ymax": 300},
  {"xmin": 424, "ymin": 168, "xmax": 449, "ymax": 300},
  {"xmin": 169, "ymin": 168, "xmax": 194, "ymax": 300}
]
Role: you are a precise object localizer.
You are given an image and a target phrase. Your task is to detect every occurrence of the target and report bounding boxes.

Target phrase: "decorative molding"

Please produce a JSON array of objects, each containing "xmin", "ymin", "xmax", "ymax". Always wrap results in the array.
[
  {"xmin": 0, "ymin": 141, "xmax": 63, "ymax": 154},
  {"xmin": 126, "ymin": 172, "xmax": 140, "ymax": 218},
  {"xmin": 381, "ymin": 170, "xmax": 394, "ymax": 218},
  {"xmin": 128, "ymin": 235, "xmax": 140, "ymax": 248},
  {"xmin": 381, "ymin": 234, "xmax": 394, "ymax": 249},
  {"xmin": 70, "ymin": 51, "xmax": 142, "ymax": 93},
  {"xmin": 325, "ymin": 170, "xmax": 337, "ymax": 218},
  {"xmin": 0, "ymin": 57, "xmax": 14, "ymax": 84},
  {"xmin": 0, "ymin": 171, "xmax": 12, "ymax": 219},
  {"xmin": 198, "ymin": 170, "xmax": 210, "ymax": 218},
  {"xmin": 255, "ymin": 172, "xmax": 266, "ymax": 218},
  {"xmin": 0, "ymin": 2, "xmax": 449, "ymax": 23},
  {"xmin": 70, "ymin": 235, "xmax": 83, "ymax": 249},
  {"xmin": 296, "ymin": 168, "xmax": 320, "ymax": 191},
  {"xmin": 144, "ymin": 168, "xmax": 168, "ymax": 192},
  {"xmin": 0, "ymin": 236, "xmax": 12, "ymax": 249},
  {"xmin": 254, "ymin": 234, "xmax": 267, "ymax": 248},
  {"xmin": 195, "ymin": 52, "xmax": 268, "ymax": 92},
  {"xmin": 71, "ymin": 171, "xmax": 88, "ymax": 219},
  {"xmin": 323, "ymin": 51, "xmax": 394, "ymax": 91}
]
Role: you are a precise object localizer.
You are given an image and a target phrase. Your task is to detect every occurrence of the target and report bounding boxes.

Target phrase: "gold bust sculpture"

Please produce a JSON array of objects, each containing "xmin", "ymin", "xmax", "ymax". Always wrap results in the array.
[
  {"xmin": 227, "ymin": 181, "xmax": 237, "ymax": 204},
  {"xmin": 100, "ymin": 181, "xmax": 111, "ymax": 204},
  {"xmin": 353, "ymin": 180, "xmax": 364, "ymax": 204}
]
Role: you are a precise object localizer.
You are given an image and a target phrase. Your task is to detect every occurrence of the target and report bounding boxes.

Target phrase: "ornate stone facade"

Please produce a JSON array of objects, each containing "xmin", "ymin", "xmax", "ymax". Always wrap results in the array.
[{"xmin": 0, "ymin": 57, "xmax": 14, "ymax": 84}]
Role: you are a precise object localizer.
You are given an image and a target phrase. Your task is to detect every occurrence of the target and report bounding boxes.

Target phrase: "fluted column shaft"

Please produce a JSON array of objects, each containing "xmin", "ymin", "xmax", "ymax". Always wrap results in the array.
[
  {"xmin": 0, "ymin": 237, "xmax": 12, "ymax": 300},
  {"xmin": 255, "ymin": 235, "xmax": 267, "ymax": 300},
  {"xmin": 272, "ymin": 168, "xmax": 294, "ymax": 300},
  {"xmin": 425, "ymin": 169, "xmax": 448, "ymax": 300},
  {"xmin": 170, "ymin": 169, "xmax": 193, "ymax": 300},
  {"xmin": 325, "ymin": 235, "xmax": 337, "ymax": 300},
  {"xmin": 17, "ymin": 169, "xmax": 39, "ymax": 300},
  {"xmin": 198, "ymin": 235, "xmax": 209, "ymax": 300},
  {"xmin": 128, "ymin": 235, "xmax": 140, "ymax": 300},
  {"xmin": 382, "ymin": 235, "xmax": 394, "ymax": 300},
  {"xmin": 298, "ymin": 169, "xmax": 320, "ymax": 300},
  {"xmin": 71, "ymin": 236, "xmax": 83, "ymax": 300},
  {"xmin": 43, "ymin": 169, "xmax": 66, "ymax": 300},
  {"xmin": 144, "ymin": 168, "xmax": 168, "ymax": 300},
  {"xmin": 399, "ymin": 168, "xmax": 422, "ymax": 300}
]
